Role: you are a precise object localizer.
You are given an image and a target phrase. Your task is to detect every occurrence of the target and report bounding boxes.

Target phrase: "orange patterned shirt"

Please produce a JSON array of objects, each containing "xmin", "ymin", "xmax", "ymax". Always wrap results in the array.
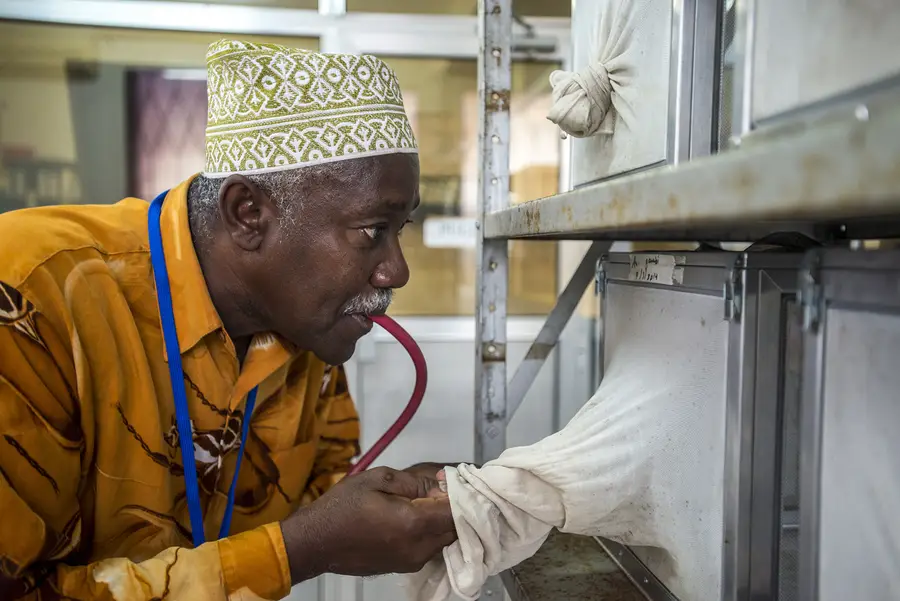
[{"xmin": 0, "ymin": 176, "xmax": 360, "ymax": 600}]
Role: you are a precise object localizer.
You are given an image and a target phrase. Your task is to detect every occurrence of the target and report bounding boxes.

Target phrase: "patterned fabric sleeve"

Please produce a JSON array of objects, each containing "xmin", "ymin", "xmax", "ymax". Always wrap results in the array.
[
  {"xmin": 0, "ymin": 282, "xmax": 291, "ymax": 601},
  {"xmin": 302, "ymin": 365, "xmax": 361, "ymax": 504}
]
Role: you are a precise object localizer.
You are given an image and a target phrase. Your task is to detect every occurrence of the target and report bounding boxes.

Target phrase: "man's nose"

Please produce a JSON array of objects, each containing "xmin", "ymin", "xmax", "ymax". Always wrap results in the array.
[{"xmin": 371, "ymin": 238, "xmax": 410, "ymax": 290}]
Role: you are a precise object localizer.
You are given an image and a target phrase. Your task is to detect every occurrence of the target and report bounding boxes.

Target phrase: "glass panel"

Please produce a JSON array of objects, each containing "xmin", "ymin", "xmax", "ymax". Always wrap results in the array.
[
  {"xmin": 0, "ymin": 20, "xmax": 558, "ymax": 316},
  {"xmin": 0, "ymin": 21, "xmax": 317, "ymax": 212},
  {"xmin": 347, "ymin": 0, "xmax": 570, "ymax": 17},
  {"xmin": 385, "ymin": 57, "xmax": 560, "ymax": 316}
]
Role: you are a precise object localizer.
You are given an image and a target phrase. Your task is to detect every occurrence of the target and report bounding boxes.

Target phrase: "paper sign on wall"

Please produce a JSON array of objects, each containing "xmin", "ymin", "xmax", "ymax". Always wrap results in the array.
[{"xmin": 422, "ymin": 217, "xmax": 478, "ymax": 249}]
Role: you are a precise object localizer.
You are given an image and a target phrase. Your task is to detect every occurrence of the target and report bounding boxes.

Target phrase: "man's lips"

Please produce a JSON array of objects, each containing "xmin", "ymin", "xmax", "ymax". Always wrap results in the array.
[{"xmin": 347, "ymin": 313, "xmax": 373, "ymax": 332}]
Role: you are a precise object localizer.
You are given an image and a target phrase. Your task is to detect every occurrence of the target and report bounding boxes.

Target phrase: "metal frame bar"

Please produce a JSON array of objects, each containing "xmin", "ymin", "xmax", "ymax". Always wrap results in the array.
[
  {"xmin": 797, "ymin": 275, "xmax": 826, "ymax": 601},
  {"xmin": 595, "ymin": 538, "xmax": 678, "ymax": 601},
  {"xmin": 691, "ymin": 0, "xmax": 725, "ymax": 156},
  {"xmin": 593, "ymin": 263, "xmax": 607, "ymax": 391},
  {"xmin": 506, "ymin": 241, "xmax": 609, "ymax": 422},
  {"xmin": 318, "ymin": 0, "xmax": 346, "ymax": 16},
  {"xmin": 797, "ymin": 249, "xmax": 900, "ymax": 601},
  {"xmin": 474, "ymin": 7, "xmax": 512, "ymax": 601},
  {"xmin": 728, "ymin": 0, "xmax": 757, "ymax": 143},
  {"xmin": 668, "ymin": 0, "xmax": 724, "ymax": 163},
  {"xmin": 721, "ymin": 257, "xmax": 755, "ymax": 601},
  {"xmin": 483, "ymin": 95, "xmax": 900, "ymax": 241},
  {"xmin": 0, "ymin": 0, "xmax": 570, "ymax": 62},
  {"xmin": 745, "ymin": 268, "xmax": 800, "ymax": 600},
  {"xmin": 667, "ymin": 0, "xmax": 697, "ymax": 163},
  {"xmin": 474, "ymin": 0, "xmax": 511, "ymax": 460}
]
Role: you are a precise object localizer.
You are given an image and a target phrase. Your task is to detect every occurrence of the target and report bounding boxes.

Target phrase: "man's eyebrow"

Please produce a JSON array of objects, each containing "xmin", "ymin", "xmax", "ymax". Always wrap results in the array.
[{"xmin": 385, "ymin": 197, "xmax": 412, "ymax": 211}]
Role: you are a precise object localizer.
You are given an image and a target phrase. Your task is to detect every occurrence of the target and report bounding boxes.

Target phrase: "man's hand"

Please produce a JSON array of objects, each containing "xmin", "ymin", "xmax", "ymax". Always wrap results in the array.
[
  {"xmin": 280, "ymin": 467, "xmax": 457, "ymax": 584},
  {"xmin": 403, "ymin": 462, "xmax": 450, "ymax": 480},
  {"xmin": 404, "ymin": 461, "xmax": 479, "ymax": 482}
]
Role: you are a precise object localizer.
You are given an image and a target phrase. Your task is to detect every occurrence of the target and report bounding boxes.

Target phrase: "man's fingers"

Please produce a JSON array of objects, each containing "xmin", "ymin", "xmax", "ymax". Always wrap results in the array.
[
  {"xmin": 426, "ymin": 487, "xmax": 448, "ymax": 499},
  {"xmin": 437, "ymin": 529, "xmax": 459, "ymax": 548},
  {"xmin": 366, "ymin": 467, "xmax": 436, "ymax": 499}
]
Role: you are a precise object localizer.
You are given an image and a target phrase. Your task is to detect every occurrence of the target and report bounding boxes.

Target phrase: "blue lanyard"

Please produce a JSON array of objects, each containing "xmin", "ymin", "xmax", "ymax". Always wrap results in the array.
[{"xmin": 148, "ymin": 190, "xmax": 258, "ymax": 547}]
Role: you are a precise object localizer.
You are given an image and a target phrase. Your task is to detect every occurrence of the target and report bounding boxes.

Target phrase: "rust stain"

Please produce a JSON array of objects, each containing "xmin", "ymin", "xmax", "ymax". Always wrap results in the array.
[
  {"xmin": 524, "ymin": 205, "xmax": 542, "ymax": 234},
  {"xmin": 848, "ymin": 126, "xmax": 867, "ymax": 152},
  {"xmin": 801, "ymin": 153, "xmax": 830, "ymax": 177},
  {"xmin": 605, "ymin": 193, "xmax": 628, "ymax": 224},
  {"xmin": 731, "ymin": 167, "xmax": 757, "ymax": 199},
  {"xmin": 799, "ymin": 152, "xmax": 833, "ymax": 205},
  {"xmin": 667, "ymin": 194, "xmax": 679, "ymax": 211},
  {"xmin": 486, "ymin": 89, "xmax": 511, "ymax": 113},
  {"xmin": 888, "ymin": 152, "xmax": 900, "ymax": 187}
]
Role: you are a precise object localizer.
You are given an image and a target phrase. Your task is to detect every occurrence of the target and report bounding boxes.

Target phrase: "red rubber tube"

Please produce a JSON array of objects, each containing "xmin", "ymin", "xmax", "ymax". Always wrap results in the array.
[{"xmin": 347, "ymin": 314, "xmax": 428, "ymax": 476}]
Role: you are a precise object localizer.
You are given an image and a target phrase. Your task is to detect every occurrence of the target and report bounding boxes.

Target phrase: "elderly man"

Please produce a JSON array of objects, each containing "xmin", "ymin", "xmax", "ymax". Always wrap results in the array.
[{"xmin": 0, "ymin": 40, "xmax": 457, "ymax": 600}]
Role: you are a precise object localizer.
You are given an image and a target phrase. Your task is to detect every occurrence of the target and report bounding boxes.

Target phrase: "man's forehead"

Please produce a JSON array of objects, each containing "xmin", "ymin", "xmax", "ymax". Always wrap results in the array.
[{"xmin": 344, "ymin": 157, "xmax": 420, "ymax": 215}]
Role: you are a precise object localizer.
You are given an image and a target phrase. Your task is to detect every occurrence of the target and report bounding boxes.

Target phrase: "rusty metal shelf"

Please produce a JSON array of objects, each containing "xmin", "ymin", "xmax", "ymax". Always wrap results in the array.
[
  {"xmin": 501, "ymin": 532, "xmax": 671, "ymax": 601},
  {"xmin": 484, "ymin": 98, "xmax": 900, "ymax": 242}
]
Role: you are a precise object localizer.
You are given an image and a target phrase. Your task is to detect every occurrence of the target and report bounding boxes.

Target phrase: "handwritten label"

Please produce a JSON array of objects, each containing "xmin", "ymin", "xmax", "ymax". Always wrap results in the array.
[
  {"xmin": 422, "ymin": 217, "xmax": 478, "ymax": 249},
  {"xmin": 627, "ymin": 254, "xmax": 685, "ymax": 286}
]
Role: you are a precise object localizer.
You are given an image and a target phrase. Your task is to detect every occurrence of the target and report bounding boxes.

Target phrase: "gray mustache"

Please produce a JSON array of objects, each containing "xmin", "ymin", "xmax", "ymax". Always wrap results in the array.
[{"xmin": 343, "ymin": 288, "xmax": 393, "ymax": 315}]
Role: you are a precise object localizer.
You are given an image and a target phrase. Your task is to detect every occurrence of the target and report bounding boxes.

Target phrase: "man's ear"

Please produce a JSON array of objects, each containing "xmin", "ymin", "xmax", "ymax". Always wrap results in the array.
[{"xmin": 217, "ymin": 175, "xmax": 276, "ymax": 251}]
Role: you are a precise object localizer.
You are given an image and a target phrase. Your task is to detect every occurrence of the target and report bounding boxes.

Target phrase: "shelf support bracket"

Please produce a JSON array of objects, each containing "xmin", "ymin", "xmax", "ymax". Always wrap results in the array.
[{"xmin": 506, "ymin": 241, "xmax": 611, "ymax": 423}]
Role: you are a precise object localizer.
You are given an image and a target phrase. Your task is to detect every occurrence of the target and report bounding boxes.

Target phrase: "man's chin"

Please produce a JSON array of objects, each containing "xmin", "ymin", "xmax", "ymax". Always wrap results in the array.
[
  {"xmin": 283, "ymin": 318, "xmax": 367, "ymax": 365},
  {"xmin": 312, "ymin": 339, "xmax": 358, "ymax": 366}
]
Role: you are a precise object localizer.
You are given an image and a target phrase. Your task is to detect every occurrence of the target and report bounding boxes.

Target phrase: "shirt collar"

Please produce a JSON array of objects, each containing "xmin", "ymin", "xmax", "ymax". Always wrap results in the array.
[
  {"xmin": 156, "ymin": 176, "xmax": 296, "ymax": 380},
  {"xmin": 158, "ymin": 176, "xmax": 223, "ymax": 355}
]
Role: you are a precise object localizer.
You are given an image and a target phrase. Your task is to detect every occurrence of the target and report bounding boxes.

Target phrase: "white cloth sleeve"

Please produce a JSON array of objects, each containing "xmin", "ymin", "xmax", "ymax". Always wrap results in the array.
[{"xmin": 406, "ymin": 286, "xmax": 729, "ymax": 601}]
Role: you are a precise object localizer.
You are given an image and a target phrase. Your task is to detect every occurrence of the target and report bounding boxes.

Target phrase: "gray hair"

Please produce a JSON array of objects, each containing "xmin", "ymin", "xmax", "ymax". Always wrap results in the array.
[{"xmin": 187, "ymin": 170, "xmax": 308, "ymax": 240}]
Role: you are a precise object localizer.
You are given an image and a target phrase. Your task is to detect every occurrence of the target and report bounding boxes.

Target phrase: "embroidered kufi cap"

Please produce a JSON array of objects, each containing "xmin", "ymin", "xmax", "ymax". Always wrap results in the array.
[{"xmin": 203, "ymin": 39, "xmax": 417, "ymax": 177}]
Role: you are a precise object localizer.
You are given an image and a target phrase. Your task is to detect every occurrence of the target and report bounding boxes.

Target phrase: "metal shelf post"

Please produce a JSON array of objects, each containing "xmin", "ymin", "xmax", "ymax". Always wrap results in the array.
[
  {"xmin": 475, "ymin": 0, "xmax": 512, "ymax": 467},
  {"xmin": 475, "ymin": 2, "xmax": 511, "ymax": 596}
]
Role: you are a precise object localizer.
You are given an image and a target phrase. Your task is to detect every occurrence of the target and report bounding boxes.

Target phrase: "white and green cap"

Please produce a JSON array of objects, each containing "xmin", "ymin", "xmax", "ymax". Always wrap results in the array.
[{"xmin": 204, "ymin": 39, "xmax": 418, "ymax": 178}]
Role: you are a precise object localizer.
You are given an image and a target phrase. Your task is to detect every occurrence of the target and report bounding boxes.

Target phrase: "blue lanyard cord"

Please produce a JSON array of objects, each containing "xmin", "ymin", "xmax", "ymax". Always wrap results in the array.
[
  {"xmin": 148, "ymin": 190, "xmax": 258, "ymax": 546},
  {"xmin": 220, "ymin": 386, "xmax": 257, "ymax": 539}
]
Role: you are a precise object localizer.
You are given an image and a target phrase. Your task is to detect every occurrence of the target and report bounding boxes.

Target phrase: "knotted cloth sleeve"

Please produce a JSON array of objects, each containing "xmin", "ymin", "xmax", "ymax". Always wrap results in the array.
[{"xmin": 547, "ymin": 0, "xmax": 672, "ymax": 184}]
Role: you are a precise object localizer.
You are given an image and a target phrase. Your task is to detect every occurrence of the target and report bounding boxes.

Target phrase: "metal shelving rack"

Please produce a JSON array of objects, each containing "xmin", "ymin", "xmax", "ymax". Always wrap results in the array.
[{"xmin": 473, "ymin": 0, "xmax": 900, "ymax": 599}]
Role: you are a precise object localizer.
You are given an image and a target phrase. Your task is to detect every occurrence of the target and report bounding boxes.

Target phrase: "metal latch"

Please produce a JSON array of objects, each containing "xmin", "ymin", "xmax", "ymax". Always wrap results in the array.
[
  {"xmin": 799, "ymin": 254, "xmax": 824, "ymax": 333},
  {"xmin": 595, "ymin": 261, "xmax": 607, "ymax": 296},
  {"xmin": 724, "ymin": 258, "xmax": 743, "ymax": 322}
]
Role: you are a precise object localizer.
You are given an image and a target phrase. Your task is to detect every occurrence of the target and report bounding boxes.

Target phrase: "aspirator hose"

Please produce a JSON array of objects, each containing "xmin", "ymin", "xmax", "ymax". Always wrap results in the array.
[{"xmin": 347, "ymin": 314, "xmax": 428, "ymax": 476}]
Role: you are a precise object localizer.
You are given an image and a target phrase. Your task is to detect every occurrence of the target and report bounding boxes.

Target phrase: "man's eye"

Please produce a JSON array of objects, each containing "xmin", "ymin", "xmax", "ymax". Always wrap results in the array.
[{"xmin": 362, "ymin": 225, "xmax": 387, "ymax": 241}]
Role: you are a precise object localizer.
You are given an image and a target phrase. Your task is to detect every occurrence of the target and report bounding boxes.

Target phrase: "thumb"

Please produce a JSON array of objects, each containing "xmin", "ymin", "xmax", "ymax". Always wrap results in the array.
[
  {"xmin": 365, "ymin": 467, "xmax": 436, "ymax": 499},
  {"xmin": 410, "ymin": 497, "xmax": 457, "ymax": 535}
]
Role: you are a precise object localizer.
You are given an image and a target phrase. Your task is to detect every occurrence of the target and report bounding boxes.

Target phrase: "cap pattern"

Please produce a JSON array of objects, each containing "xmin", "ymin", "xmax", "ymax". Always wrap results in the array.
[{"xmin": 204, "ymin": 39, "xmax": 417, "ymax": 177}]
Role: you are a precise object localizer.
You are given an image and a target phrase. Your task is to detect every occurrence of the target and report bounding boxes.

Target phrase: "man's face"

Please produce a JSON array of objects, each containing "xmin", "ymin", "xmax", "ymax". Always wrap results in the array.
[{"xmin": 235, "ymin": 153, "xmax": 418, "ymax": 365}]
